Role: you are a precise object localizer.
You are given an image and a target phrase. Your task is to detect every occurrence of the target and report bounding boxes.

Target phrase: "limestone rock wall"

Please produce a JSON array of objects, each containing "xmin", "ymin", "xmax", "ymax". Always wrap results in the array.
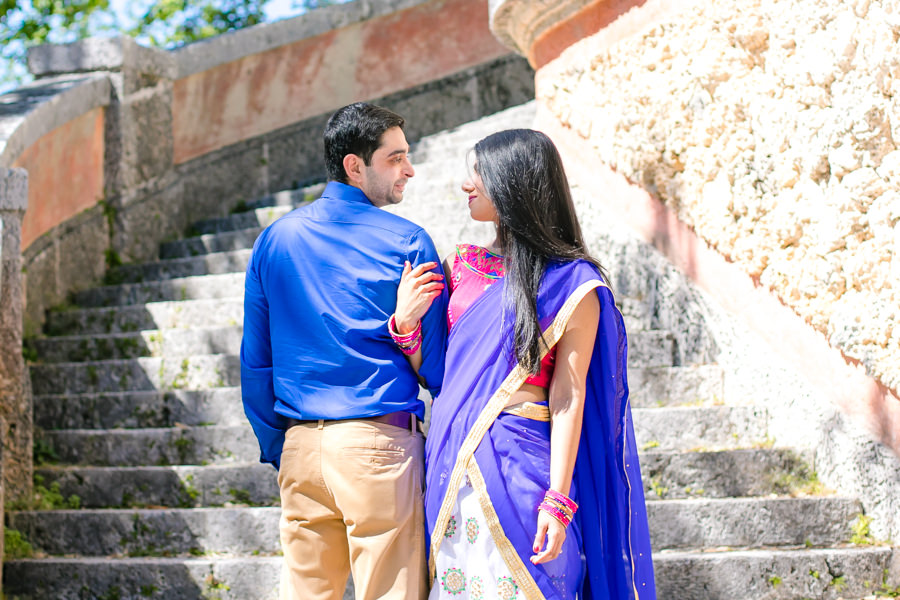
[{"xmin": 539, "ymin": 0, "xmax": 900, "ymax": 393}]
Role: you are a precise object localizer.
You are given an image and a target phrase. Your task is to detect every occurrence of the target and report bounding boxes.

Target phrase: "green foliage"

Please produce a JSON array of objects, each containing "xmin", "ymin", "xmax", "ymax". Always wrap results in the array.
[
  {"xmin": 18, "ymin": 474, "xmax": 82, "ymax": 509},
  {"xmin": 1, "ymin": 1, "xmax": 346, "ymax": 89},
  {"xmin": 129, "ymin": 0, "xmax": 268, "ymax": 47},
  {"xmin": 33, "ymin": 437, "xmax": 59, "ymax": 465},
  {"xmin": 850, "ymin": 514, "xmax": 876, "ymax": 545},
  {"xmin": 4, "ymin": 528, "xmax": 34, "ymax": 559}
]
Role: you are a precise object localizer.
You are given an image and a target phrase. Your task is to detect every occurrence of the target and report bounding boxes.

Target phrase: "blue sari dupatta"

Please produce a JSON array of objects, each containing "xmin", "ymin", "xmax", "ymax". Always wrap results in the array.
[{"xmin": 424, "ymin": 259, "xmax": 656, "ymax": 600}]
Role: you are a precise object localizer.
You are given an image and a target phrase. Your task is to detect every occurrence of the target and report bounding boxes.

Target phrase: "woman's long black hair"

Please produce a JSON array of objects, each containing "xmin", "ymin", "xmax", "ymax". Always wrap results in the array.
[{"xmin": 473, "ymin": 129, "xmax": 608, "ymax": 375}]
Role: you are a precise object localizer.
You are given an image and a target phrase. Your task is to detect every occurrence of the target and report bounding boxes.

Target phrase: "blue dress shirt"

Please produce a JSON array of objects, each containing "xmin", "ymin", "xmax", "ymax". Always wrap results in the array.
[{"xmin": 240, "ymin": 181, "xmax": 448, "ymax": 467}]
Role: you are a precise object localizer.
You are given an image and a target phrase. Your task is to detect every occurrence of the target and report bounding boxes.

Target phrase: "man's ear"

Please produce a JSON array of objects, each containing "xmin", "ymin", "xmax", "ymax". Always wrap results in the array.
[{"xmin": 343, "ymin": 154, "xmax": 364, "ymax": 186}]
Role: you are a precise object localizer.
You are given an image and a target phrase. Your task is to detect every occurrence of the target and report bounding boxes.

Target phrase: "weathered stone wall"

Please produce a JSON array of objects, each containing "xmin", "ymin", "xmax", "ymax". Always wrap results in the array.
[
  {"xmin": 538, "ymin": 0, "xmax": 900, "ymax": 394},
  {"xmin": 0, "ymin": 169, "xmax": 31, "ymax": 505}
]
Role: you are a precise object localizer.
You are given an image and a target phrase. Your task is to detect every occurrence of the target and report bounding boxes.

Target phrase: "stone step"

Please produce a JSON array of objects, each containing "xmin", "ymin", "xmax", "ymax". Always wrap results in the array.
[
  {"xmin": 44, "ymin": 297, "xmax": 245, "ymax": 336},
  {"xmin": 108, "ymin": 249, "xmax": 252, "ymax": 284},
  {"xmin": 3, "ymin": 556, "xmax": 288, "ymax": 600},
  {"xmin": 647, "ymin": 496, "xmax": 861, "ymax": 550},
  {"xmin": 34, "ymin": 388, "xmax": 244, "ymax": 430},
  {"xmin": 628, "ymin": 364, "xmax": 725, "ymax": 407},
  {"xmin": 160, "ymin": 186, "xmax": 325, "ymax": 260},
  {"xmin": 73, "ymin": 273, "xmax": 245, "ymax": 307},
  {"xmin": 242, "ymin": 182, "xmax": 326, "ymax": 211},
  {"xmin": 8, "ymin": 496, "xmax": 861, "ymax": 558},
  {"xmin": 8, "ymin": 507, "xmax": 282, "ymax": 557},
  {"xmin": 37, "ymin": 405, "xmax": 756, "ymax": 466},
  {"xmin": 35, "ymin": 463, "xmax": 278, "ymax": 508},
  {"xmin": 45, "ymin": 296, "xmax": 649, "ymax": 341},
  {"xmin": 408, "ymin": 102, "xmax": 537, "ymax": 165},
  {"xmin": 653, "ymin": 546, "xmax": 896, "ymax": 600},
  {"xmin": 627, "ymin": 330, "xmax": 674, "ymax": 369},
  {"xmin": 31, "ymin": 326, "xmax": 674, "ymax": 368},
  {"xmin": 30, "ymin": 347, "xmax": 697, "ymax": 398},
  {"xmin": 639, "ymin": 448, "xmax": 817, "ymax": 500},
  {"xmin": 30, "ymin": 354, "xmax": 239, "ymax": 396},
  {"xmin": 5, "ymin": 546, "xmax": 893, "ymax": 600},
  {"xmin": 160, "ymin": 226, "xmax": 263, "ymax": 259},
  {"xmin": 632, "ymin": 405, "xmax": 768, "ymax": 451},
  {"xmin": 37, "ymin": 425, "xmax": 256, "ymax": 467},
  {"xmin": 191, "ymin": 205, "xmax": 294, "ymax": 236},
  {"xmin": 37, "ymin": 447, "xmax": 814, "ymax": 510},
  {"xmin": 28, "ymin": 360, "xmax": 708, "ymax": 432},
  {"xmin": 33, "ymin": 326, "xmax": 244, "ymax": 362}
]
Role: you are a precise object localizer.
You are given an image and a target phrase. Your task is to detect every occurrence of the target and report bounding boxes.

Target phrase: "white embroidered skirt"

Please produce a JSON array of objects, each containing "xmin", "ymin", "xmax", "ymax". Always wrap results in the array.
[{"xmin": 431, "ymin": 482, "xmax": 520, "ymax": 599}]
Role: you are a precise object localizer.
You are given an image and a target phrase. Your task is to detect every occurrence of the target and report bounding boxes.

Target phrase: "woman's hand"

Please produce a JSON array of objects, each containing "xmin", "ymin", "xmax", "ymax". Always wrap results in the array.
[
  {"xmin": 395, "ymin": 261, "xmax": 444, "ymax": 333},
  {"xmin": 530, "ymin": 509, "xmax": 567, "ymax": 565}
]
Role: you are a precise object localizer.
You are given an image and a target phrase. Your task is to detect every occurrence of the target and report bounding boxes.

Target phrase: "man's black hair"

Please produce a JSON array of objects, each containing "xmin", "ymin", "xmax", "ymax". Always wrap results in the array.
[{"xmin": 324, "ymin": 103, "xmax": 406, "ymax": 184}]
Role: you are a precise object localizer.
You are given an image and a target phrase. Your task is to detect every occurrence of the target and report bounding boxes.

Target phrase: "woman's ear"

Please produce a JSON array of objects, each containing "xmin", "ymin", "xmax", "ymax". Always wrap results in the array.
[{"xmin": 343, "ymin": 154, "xmax": 364, "ymax": 186}]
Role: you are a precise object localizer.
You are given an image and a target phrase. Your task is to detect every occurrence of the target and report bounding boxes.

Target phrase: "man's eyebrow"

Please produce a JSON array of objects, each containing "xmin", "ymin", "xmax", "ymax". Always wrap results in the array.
[{"xmin": 386, "ymin": 148, "xmax": 409, "ymax": 157}]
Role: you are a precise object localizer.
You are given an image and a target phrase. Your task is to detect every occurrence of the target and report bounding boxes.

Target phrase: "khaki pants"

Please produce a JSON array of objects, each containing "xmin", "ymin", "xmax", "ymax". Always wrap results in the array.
[{"xmin": 278, "ymin": 419, "xmax": 427, "ymax": 600}]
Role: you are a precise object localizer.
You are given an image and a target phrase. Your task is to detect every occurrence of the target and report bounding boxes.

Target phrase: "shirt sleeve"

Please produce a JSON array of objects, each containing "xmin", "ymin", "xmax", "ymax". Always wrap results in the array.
[
  {"xmin": 240, "ymin": 240, "xmax": 287, "ymax": 469},
  {"xmin": 407, "ymin": 229, "xmax": 449, "ymax": 395}
]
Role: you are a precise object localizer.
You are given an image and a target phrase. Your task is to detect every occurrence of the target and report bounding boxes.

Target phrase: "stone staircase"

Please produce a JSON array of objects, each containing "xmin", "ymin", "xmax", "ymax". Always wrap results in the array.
[{"xmin": 4, "ymin": 105, "xmax": 895, "ymax": 599}]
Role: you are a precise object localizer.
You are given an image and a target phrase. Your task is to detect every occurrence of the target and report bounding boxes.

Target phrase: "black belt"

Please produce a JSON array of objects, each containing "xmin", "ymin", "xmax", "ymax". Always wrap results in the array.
[{"xmin": 287, "ymin": 411, "xmax": 421, "ymax": 432}]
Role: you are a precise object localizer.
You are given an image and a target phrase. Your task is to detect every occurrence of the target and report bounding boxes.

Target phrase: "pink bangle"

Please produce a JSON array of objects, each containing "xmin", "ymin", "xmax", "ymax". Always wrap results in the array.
[
  {"xmin": 399, "ymin": 333, "xmax": 422, "ymax": 356},
  {"xmin": 538, "ymin": 501, "xmax": 572, "ymax": 527},
  {"xmin": 389, "ymin": 314, "xmax": 421, "ymax": 344},
  {"xmin": 545, "ymin": 489, "xmax": 578, "ymax": 514}
]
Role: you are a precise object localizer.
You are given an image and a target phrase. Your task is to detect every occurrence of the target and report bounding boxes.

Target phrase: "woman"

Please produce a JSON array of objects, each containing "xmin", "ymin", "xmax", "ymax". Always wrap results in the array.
[{"xmin": 391, "ymin": 129, "xmax": 655, "ymax": 599}]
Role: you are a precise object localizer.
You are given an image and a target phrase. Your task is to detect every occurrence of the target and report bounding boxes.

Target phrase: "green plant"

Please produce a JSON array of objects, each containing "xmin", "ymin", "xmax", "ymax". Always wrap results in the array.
[
  {"xmin": 830, "ymin": 575, "xmax": 847, "ymax": 592},
  {"xmin": 4, "ymin": 528, "xmax": 34, "ymax": 559},
  {"xmin": 21, "ymin": 338, "xmax": 39, "ymax": 362},
  {"xmin": 140, "ymin": 585, "xmax": 159, "ymax": 597},
  {"xmin": 647, "ymin": 477, "xmax": 668, "ymax": 499},
  {"xmin": 640, "ymin": 440, "xmax": 660, "ymax": 451},
  {"xmin": 171, "ymin": 358, "xmax": 190, "ymax": 389},
  {"xmin": 180, "ymin": 474, "xmax": 201, "ymax": 507},
  {"xmin": 173, "ymin": 435, "xmax": 195, "ymax": 464},
  {"xmin": 33, "ymin": 438, "xmax": 59, "ymax": 466},
  {"xmin": 229, "ymin": 488, "xmax": 252, "ymax": 505},
  {"xmin": 230, "ymin": 199, "xmax": 250, "ymax": 214},
  {"xmin": 850, "ymin": 514, "xmax": 876, "ymax": 545},
  {"xmin": 203, "ymin": 573, "xmax": 230, "ymax": 599},
  {"xmin": 768, "ymin": 575, "xmax": 782, "ymax": 587},
  {"xmin": 98, "ymin": 586, "xmax": 123, "ymax": 600}
]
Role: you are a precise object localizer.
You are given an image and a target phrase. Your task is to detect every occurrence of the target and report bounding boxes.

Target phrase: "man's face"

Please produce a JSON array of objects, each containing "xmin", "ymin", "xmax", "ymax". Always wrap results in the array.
[{"xmin": 358, "ymin": 127, "xmax": 415, "ymax": 207}]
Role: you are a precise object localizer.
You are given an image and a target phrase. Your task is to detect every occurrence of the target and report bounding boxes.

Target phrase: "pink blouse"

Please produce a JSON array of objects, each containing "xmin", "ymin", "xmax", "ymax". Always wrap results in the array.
[{"xmin": 447, "ymin": 244, "xmax": 556, "ymax": 388}]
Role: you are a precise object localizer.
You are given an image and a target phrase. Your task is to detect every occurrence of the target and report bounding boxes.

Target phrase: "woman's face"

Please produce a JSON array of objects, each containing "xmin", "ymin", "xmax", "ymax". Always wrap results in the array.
[{"xmin": 462, "ymin": 163, "xmax": 499, "ymax": 223}]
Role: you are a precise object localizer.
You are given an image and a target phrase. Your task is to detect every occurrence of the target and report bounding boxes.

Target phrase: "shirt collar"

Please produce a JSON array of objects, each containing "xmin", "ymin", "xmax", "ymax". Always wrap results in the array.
[{"xmin": 322, "ymin": 181, "xmax": 375, "ymax": 207}]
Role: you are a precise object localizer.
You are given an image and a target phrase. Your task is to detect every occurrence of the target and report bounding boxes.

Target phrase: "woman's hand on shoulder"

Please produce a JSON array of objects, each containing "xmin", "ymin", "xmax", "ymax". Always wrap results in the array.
[{"xmin": 395, "ymin": 260, "xmax": 444, "ymax": 332}]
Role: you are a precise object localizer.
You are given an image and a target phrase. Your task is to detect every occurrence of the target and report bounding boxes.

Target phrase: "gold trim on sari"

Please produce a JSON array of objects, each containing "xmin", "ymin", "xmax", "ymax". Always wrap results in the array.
[
  {"xmin": 429, "ymin": 279, "xmax": 608, "ymax": 590},
  {"xmin": 467, "ymin": 460, "xmax": 544, "ymax": 600},
  {"xmin": 502, "ymin": 401, "xmax": 551, "ymax": 421}
]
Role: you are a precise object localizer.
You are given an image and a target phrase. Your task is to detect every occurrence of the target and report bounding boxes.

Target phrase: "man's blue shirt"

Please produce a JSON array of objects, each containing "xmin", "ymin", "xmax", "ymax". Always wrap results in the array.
[{"xmin": 240, "ymin": 181, "xmax": 448, "ymax": 467}]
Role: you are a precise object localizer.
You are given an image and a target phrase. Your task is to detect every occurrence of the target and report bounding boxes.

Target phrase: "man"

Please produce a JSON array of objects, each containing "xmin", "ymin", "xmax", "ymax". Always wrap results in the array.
[{"xmin": 241, "ymin": 102, "xmax": 448, "ymax": 600}]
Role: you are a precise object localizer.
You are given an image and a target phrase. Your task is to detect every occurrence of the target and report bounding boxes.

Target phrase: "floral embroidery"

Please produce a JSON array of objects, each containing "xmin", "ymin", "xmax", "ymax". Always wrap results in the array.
[
  {"xmin": 497, "ymin": 576, "xmax": 518, "ymax": 599},
  {"xmin": 441, "ymin": 568, "xmax": 466, "ymax": 595},
  {"xmin": 465, "ymin": 517, "xmax": 479, "ymax": 544},
  {"xmin": 469, "ymin": 575, "xmax": 484, "ymax": 600},
  {"xmin": 444, "ymin": 515, "xmax": 458, "ymax": 539}
]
